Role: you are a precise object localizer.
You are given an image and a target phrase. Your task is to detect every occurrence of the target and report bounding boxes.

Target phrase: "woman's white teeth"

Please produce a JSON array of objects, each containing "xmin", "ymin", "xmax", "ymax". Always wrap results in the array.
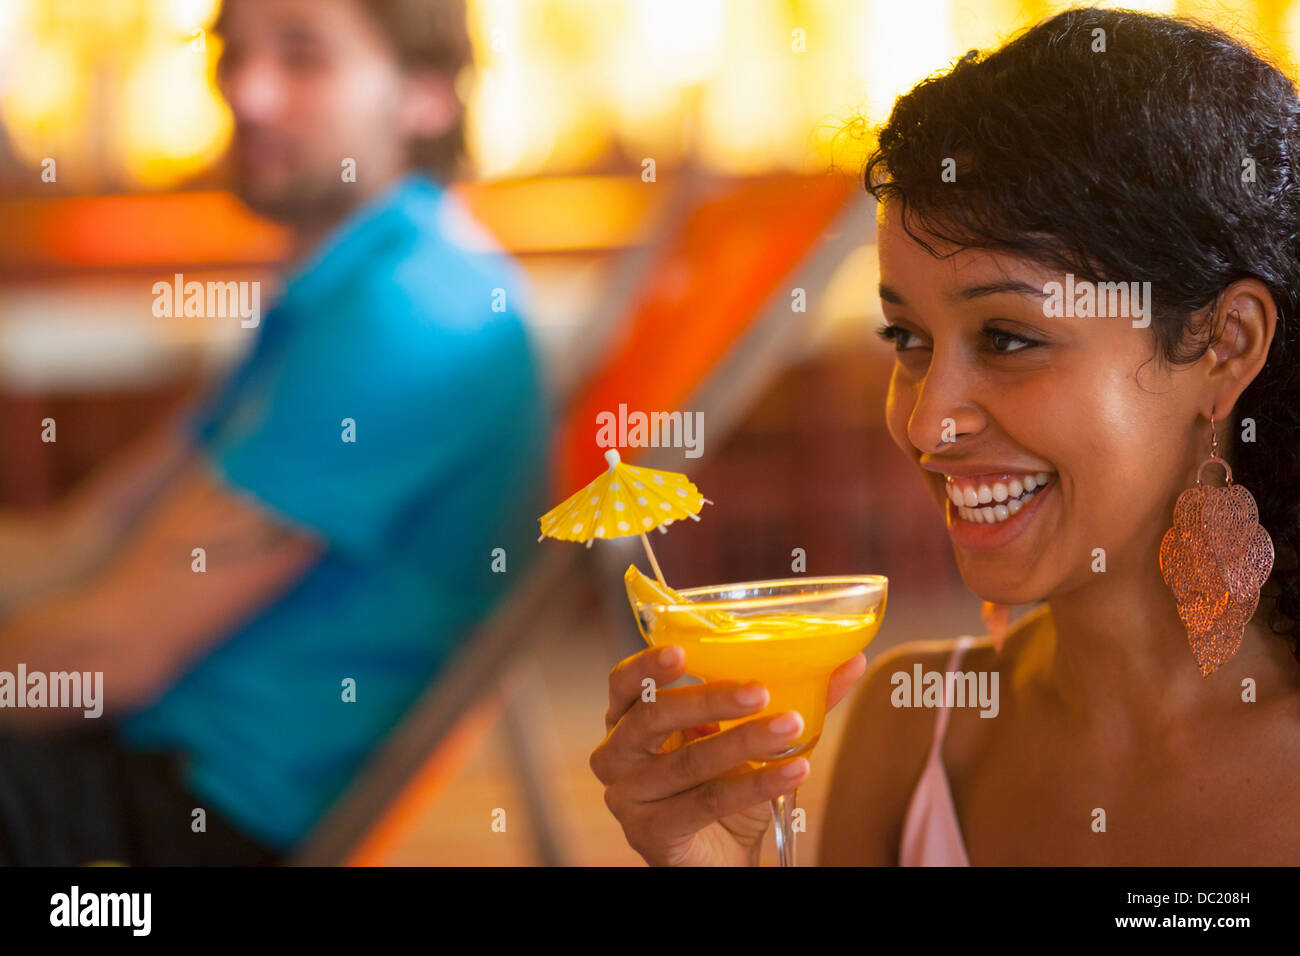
[
  {"xmin": 949, "ymin": 472, "xmax": 1052, "ymax": 524},
  {"xmin": 960, "ymin": 491, "xmax": 1037, "ymax": 524}
]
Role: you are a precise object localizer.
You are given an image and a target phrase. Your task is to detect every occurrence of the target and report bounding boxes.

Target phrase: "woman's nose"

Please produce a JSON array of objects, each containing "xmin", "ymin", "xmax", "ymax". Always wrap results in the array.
[{"xmin": 905, "ymin": 360, "xmax": 985, "ymax": 454}]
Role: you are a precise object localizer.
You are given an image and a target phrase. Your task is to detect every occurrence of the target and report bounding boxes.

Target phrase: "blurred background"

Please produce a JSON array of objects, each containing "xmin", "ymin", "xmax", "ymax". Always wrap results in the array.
[{"xmin": 0, "ymin": 0, "xmax": 1292, "ymax": 865}]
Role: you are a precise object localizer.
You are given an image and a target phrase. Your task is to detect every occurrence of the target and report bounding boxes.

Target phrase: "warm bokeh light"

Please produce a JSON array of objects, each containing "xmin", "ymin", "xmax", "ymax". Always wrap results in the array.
[
  {"xmin": 3, "ymin": 0, "xmax": 1300, "ymax": 188},
  {"xmin": 121, "ymin": 38, "xmax": 231, "ymax": 187},
  {"xmin": 157, "ymin": 0, "xmax": 221, "ymax": 35},
  {"xmin": 0, "ymin": 0, "xmax": 227, "ymax": 191},
  {"xmin": 1, "ymin": 39, "xmax": 85, "ymax": 148},
  {"xmin": 463, "ymin": 0, "xmax": 1300, "ymax": 177}
]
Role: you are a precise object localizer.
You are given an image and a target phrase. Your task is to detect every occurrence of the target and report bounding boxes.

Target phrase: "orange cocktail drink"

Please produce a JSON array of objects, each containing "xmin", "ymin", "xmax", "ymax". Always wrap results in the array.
[{"xmin": 626, "ymin": 568, "xmax": 887, "ymax": 762}]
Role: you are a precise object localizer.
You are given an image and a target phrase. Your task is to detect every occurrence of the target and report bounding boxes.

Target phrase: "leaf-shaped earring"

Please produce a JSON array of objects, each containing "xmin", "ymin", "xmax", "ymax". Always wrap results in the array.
[
  {"xmin": 981, "ymin": 601, "xmax": 1012, "ymax": 652},
  {"xmin": 1158, "ymin": 413, "xmax": 1275, "ymax": 676}
]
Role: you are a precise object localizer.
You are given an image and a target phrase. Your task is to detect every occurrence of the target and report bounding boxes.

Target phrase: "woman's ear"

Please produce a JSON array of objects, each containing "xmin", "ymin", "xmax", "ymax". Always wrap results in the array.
[{"xmin": 1205, "ymin": 278, "xmax": 1277, "ymax": 420}]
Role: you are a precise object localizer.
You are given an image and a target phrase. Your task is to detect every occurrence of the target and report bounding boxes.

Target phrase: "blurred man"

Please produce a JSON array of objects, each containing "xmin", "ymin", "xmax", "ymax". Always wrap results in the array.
[{"xmin": 0, "ymin": 0, "xmax": 549, "ymax": 864}]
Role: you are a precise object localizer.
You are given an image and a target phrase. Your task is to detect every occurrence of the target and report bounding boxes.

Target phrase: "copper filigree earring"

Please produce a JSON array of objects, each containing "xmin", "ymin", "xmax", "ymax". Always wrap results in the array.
[{"xmin": 1159, "ymin": 412, "xmax": 1275, "ymax": 677}]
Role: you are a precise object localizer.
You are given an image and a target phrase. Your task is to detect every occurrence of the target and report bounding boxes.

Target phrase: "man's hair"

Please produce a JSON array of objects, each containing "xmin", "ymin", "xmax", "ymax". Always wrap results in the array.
[
  {"xmin": 215, "ymin": 0, "xmax": 473, "ymax": 183},
  {"xmin": 360, "ymin": 0, "xmax": 471, "ymax": 183}
]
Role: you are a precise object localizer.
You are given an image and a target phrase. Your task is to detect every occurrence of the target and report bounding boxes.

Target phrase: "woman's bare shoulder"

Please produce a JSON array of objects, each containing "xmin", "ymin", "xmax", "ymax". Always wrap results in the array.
[
  {"xmin": 819, "ymin": 610, "xmax": 1050, "ymax": 864},
  {"xmin": 818, "ymin": 635, "xmax": 982, "ymax": 864},
  {"xmin": 852, "ymin": 635, "xmax": 997, "ymax": 746}
]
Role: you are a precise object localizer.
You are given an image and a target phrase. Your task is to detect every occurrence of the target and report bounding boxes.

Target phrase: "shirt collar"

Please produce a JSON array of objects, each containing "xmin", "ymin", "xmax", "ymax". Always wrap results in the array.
[{"xmin": 276, "ymin": 174, "xmax": 444, "ymax": 314}]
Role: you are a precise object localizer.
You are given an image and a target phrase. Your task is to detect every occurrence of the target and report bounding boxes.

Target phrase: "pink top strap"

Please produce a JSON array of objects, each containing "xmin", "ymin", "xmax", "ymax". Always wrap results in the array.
[
  {"xmin": 928, "ymin": 635, "xmax": 976, "ymax": 751},
  {"xmin": 897, "ymin": 635, "xmax": 978, "ymax": 867}
]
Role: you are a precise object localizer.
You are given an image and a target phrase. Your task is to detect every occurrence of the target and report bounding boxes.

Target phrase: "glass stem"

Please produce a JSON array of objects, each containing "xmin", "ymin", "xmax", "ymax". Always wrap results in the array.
[{"xmin": 770, "ymin": 789, "xmax": 797, "ymax": 866}]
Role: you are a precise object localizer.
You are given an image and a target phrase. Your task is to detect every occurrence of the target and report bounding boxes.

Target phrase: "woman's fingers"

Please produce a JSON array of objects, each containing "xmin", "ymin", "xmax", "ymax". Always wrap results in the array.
[
  {"xmin": 631, "ymin": 709, "xmax": 806, "ymax": 802},
  {"xmin": 594, "ymin": 647, "xmax": 845, "ymax": 863},
  {"xmin": 593, "ymin": 679, "xmax": 771, "ymax": 782},
  {"xmin": 826, "ymin": 652, "xmax": 868, "ymax": 711},
  {"xmin": 606, "ymin": 647, "xmax": 865, "ymax": 740},
  {"xmin": 637, "ymin": 758, "xmax": 810, "ymax": 845},
  {"xmin": 604, "ymin": 645, "xmax": 687, "ymax": 733}
]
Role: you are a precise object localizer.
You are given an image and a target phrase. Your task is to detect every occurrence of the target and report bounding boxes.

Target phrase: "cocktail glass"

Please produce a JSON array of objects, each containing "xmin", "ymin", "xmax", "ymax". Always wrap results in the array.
[{"xmin": 627, "ymin": 574, "xmax": 887, "ymax": 866}]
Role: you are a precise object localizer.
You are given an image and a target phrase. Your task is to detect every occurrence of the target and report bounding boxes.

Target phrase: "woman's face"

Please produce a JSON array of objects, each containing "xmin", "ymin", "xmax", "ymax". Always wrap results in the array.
[{"xmin": 877, "ymin": 200, "xmax": 1205, "ymax": 604}]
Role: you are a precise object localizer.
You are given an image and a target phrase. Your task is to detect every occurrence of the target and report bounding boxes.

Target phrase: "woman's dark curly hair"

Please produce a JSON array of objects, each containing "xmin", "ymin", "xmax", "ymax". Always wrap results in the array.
[{"xmin": 863, "ymin": 5, "xmax": 1300, "ymax": 661}]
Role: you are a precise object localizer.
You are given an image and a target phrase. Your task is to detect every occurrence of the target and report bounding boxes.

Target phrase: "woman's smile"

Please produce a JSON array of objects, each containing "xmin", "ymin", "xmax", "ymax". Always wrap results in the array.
[
  {"xmin": 943, "ymin": 470, "xmax": 1055, "ymax": 522},
  {"xmin": 916, "ymin": 457, "xmax": 1060, "ymax": 551},
  {"xmin": 943, "ymin": 470, "xmax": 1056, "ymax": 551}
]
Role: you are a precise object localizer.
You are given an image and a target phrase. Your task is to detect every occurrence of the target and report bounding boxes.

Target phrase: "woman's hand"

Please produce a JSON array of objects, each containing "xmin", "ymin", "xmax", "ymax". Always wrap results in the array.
[{"xmin": 590, "ymin": 645, "xmax": 868, "ymax": 866}]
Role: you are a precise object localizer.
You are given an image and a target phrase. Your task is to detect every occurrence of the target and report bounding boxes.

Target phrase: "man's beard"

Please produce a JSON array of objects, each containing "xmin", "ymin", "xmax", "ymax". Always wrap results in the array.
[{"xmin": 234, "ymin": 172, "xmax": 361, "ymax": 227}]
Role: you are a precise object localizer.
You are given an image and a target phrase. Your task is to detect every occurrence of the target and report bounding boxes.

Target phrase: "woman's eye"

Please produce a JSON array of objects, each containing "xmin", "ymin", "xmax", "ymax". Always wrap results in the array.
[
  {"xmin": 876, "ymin": 322, "xmax": 1040, "ymax": 354},
  {"xmin": 876, "ymin": 322, "xmax": 924, "ymax": 351},
  {"xmin": 985, "ymin": 328, "xmax": 1038, "ymax": 352}
]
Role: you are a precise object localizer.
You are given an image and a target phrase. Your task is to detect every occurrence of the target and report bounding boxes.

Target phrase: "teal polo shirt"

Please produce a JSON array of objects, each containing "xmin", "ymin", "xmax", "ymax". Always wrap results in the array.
[{"xmin": 118, "ymin": 175, "xmax": 551, "ymax": 851}]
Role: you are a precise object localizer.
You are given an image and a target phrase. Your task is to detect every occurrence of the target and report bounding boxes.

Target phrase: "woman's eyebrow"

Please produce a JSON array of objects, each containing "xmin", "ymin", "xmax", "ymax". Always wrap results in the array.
[
  {"xmin": 956, "ymin": 280, "xmax": 1048, "ymax": 301},
  {"xmin": 878, "ymin": 280, "xmax": 1051, "ymax": 304}
]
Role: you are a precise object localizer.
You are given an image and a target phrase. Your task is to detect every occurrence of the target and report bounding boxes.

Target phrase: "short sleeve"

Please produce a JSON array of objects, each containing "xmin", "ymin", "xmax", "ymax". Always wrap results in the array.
[{"xmin": 195, "ymin": 286, "xmax": 547, "ymax": 561}]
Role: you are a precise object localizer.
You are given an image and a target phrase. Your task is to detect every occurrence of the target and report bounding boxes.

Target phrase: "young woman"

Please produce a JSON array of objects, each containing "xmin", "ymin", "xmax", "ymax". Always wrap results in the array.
[{"xmin": 590, "ymin": 6, "xmax": 1300, "ymax": 865}]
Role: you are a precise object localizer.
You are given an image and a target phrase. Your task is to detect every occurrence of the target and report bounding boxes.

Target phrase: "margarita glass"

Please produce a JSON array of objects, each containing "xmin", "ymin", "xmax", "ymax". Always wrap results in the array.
[{"xmin": 626, "ymin": 571, "xmax": 887, "ymax": 866}]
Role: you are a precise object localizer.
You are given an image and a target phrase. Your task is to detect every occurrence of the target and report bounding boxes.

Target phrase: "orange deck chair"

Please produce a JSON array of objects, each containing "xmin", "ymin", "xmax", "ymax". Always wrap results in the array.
[{"xmin": 290, "ymin": 170, "xmax": 874, "ymax": 866}]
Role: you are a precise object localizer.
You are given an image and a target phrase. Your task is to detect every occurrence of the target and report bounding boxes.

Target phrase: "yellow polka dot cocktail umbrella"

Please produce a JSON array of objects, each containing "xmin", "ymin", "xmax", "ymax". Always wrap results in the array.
[{"xmin": 537, "ymin": 449, "xmax": 711, "ymax": 586}]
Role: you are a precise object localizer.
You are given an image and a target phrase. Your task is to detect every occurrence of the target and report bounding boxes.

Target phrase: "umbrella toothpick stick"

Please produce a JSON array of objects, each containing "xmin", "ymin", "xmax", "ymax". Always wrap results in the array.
[{"xmin": 639, "ymin": 532, "xmax": 667, "ymax": 587}]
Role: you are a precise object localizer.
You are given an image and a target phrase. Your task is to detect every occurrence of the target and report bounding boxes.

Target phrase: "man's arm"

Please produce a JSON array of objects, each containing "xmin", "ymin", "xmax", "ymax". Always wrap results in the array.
[
  {"xmin": 0, "ymin": 419, "xmax": 193, "ymax": 612},
  {"xmin": 0, "ymin": 461, "xmax": 322, "ymax": 728}
]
